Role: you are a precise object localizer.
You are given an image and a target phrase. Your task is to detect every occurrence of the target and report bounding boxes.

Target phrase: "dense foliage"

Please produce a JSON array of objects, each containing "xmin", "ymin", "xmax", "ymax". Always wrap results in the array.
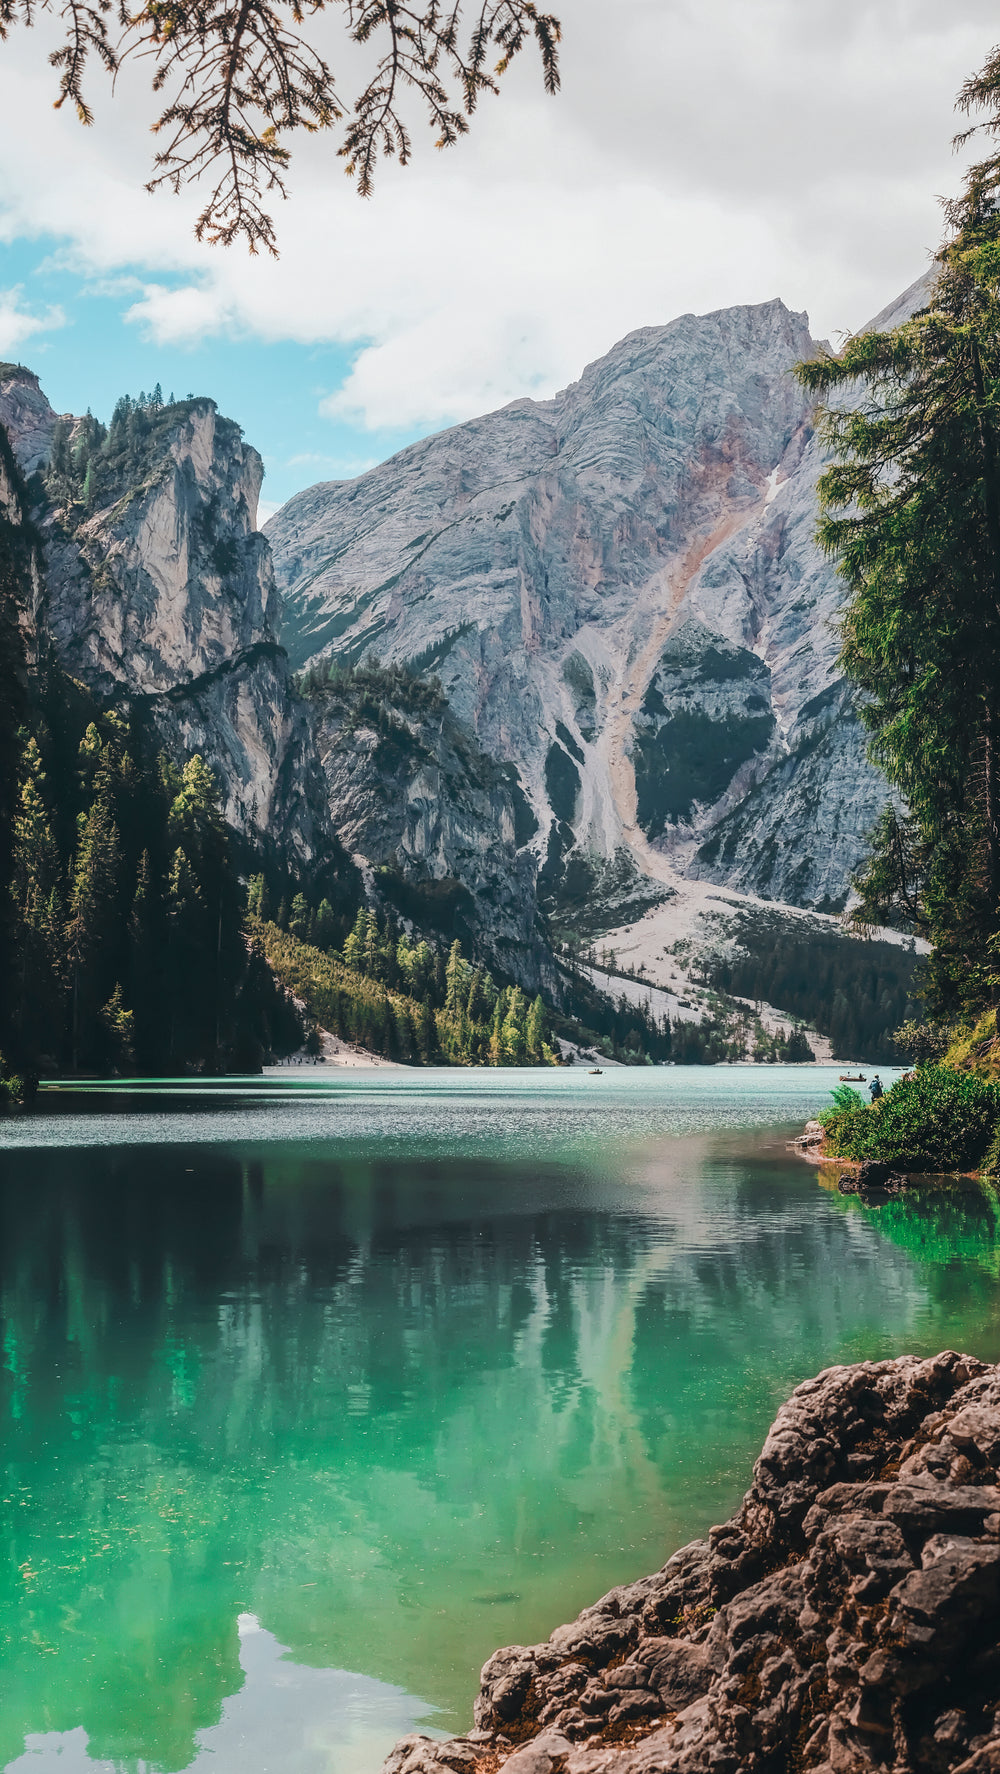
[
  {"xmin": 555, "ymin": 958, "xmax": 814, "ymax": 1066},
  {"xmin": 796, "ymin": 67, "xmax": 1000, "ymax": 1023},
  {"xmin": 0, "ymin": 419, "xmax": 31, "ymax": 983},
  {"xmin": 703, "ymin": 919, "xmax": 917, "ymax": 1062},
  {"xmin": 41, "ymin": 390, "xmax": 231, "ymax": 519},
  {"xmin": 258, "ymin": 911, "xmax": 557, "ymax": 1065},
  {"xmin": 3, "ymin": 684, "xmax": 301, "ymax": 1077},
  {"xmin": 820, "ymin": 1066, "xmax": 1000, "ymax": 1173},
  {"xmin": 943, "ymin": 1008, "xmax": 1000, "ymax": 1081}
]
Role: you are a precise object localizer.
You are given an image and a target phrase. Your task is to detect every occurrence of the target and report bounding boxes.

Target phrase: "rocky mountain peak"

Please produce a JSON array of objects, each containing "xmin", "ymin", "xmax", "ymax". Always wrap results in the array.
[
  {"xmin": 264, "ymin": 291, "xmax": 882, "ymax": 923},
  {"xmin": 0, "ymin": 362, "xmax": 61, "ymax": 475}
]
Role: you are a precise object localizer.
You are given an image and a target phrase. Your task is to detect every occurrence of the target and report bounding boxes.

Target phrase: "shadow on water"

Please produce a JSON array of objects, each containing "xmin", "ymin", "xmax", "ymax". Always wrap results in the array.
[{"xmin": 3, "ymin": 1106, "xmax": 1000, "ymax": 1770}]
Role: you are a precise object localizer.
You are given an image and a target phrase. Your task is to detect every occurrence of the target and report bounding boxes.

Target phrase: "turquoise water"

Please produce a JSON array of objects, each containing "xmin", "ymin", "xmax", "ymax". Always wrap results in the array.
[{"xmin": 4, "ymin": 1063, "xmax": 999, "ymax": 1774}]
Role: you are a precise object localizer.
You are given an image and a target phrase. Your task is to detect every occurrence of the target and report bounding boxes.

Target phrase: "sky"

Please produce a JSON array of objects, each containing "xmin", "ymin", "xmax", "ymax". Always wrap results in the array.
[{"xmin": 0, "ymin": 0, "xmax": 997, "ymax": 515}]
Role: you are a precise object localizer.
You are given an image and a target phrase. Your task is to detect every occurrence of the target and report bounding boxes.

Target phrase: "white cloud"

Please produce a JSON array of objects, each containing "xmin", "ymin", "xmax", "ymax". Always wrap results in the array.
[
  {"xmin": 0, "ymin": 286, "xmax": 65, "ymax": 356},
  {"xmin": 0, "ymin": 0, "xmax": 997, "ymax": 429}
]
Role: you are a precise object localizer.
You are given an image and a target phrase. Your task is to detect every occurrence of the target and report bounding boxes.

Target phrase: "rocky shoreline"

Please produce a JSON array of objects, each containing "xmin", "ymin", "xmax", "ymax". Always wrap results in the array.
[{"xmin": 385, "ymin": 1354, "xmax": 1000, "ymax": 1774}]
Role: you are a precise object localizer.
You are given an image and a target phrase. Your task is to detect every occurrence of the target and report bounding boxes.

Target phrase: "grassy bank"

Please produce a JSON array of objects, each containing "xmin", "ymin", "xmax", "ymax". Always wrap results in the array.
[
  {"xmin": 258, "ymin": 920, "xmax": 558, "ymax": 1066},
  {"xmin": 819, "ymin": 1066, "xmax": 1000, "ymax": 1176}
]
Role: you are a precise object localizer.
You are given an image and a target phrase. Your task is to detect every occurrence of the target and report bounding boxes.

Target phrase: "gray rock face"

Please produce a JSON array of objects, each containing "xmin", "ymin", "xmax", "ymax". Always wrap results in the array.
[
  {"xmin": 0, "ymin": 368, "xmax": 550, "ymax": 985},
  {"xmin": 266, "ymin": 296, "xmax": 897, "ymax": 914},
  {"xmin": 383, "ymin": 1350, "xmax": 1000, "ymax": 1774},
  {"xmin": 0, "ymin": 366, "xmax": 318, "ymax": 863},
  {"xmin": 0, "ymin": 364, "xmax": 61, "ymax": 475},
  {"xmin": 0, "ymin": 393, "xmax": 45, "ymax": 659},
  {"xmin": 308, "ymin": 670, "xmax": 550, "ymax": 986}
]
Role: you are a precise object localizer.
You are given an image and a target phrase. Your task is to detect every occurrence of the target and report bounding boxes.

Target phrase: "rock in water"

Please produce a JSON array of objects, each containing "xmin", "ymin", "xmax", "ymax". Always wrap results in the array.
[{"xmin": 384, "ymin": 1353, "xmax": 1000, "ymax": 1774}]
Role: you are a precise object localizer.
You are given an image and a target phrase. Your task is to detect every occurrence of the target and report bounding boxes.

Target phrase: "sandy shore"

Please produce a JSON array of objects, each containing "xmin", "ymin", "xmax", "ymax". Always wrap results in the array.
[{"xmin": 264, "ymin": 1029, "xmax": 407, "ymax": 1071}]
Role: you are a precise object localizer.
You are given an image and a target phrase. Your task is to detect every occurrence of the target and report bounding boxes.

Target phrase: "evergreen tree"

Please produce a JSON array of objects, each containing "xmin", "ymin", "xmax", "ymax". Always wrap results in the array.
[
  {"xmin": 501, "ymin": 987, "xmax": 527, "ymax": 1064},
  {"xmin": 343, "ymin": 908, "xmax": 367, "ymax": 971},
  {"xmin": 246, "ymin": 873, "xmax": 267, "ymax": 919},
  {"xmin": 100, "ymin": 983, "xmax": 135, "ymax": 1071},
  {"xmin": 444, "ymin": 939, "xmax": 468, "ymax": 1017},
  {"xmin": 488, "ymin": 993, "xmax": 505, "ymax": 1064},
  {"xmin": 525, "ymin": 994, "xmax": 549, "ymax": 1062},
  {"xmin": 416, "ymin": 997, "xmax": 437, "ymax": 1063},
  {"xmin": 65, "ymin": 780, "xmax": 120, "ymax": 1068},
  {"xmin": 313, "ymin": 897, "xmax": 337, "ymax": 947},
  {"xmin": 363, "ymin": 910, "xmax": 381, "ymax": 980},
  {"xmin": 289, "ymin": 892, "xmax": 310, "ymax": 940},
  {"xmin": 796, "ymin": 105, "xmax": 1000, "ymax": 1017}
]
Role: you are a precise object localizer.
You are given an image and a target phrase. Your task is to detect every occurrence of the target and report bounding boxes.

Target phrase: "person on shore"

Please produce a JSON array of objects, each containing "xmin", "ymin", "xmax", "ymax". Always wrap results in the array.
[{"xmin": 869, "ymin": 1075, "xmax": 884, "ymax": 1102}]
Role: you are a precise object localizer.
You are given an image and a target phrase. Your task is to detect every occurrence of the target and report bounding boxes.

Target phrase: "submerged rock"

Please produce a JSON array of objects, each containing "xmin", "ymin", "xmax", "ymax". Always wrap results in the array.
[{"xmin": 384, "ymin": 1353, "xmax": 1000, "ymax": 1774}]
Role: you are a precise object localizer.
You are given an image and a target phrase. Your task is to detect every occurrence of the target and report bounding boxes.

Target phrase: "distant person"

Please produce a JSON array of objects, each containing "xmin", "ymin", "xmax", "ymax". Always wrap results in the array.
[{"xmin": 869, "ymin": 1076, "xmax": 884, "ymax": 1102}]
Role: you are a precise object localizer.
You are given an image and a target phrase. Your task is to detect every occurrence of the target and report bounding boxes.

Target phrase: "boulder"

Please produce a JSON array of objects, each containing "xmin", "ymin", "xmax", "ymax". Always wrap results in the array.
[
  {"xmin": 857, "ymin": 1160, "xmax": 893, "ymax": 1191},
  {"xmin": 383, "ymin": 1354, "xmax": 1000, "ymax": 1774}
]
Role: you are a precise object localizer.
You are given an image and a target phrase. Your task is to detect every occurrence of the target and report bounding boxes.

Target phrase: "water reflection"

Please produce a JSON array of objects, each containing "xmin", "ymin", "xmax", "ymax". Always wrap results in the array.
[
  {"xmin": 5, "ymin": 1614, "xmax": 434, "ymax": 1774},
  {"xmin": 2, "ymin": 1123, "xmax": 1000, "ymax": 1772}
]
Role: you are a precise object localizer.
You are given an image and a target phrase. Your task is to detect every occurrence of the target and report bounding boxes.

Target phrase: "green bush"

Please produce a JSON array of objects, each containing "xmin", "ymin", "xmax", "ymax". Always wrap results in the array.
[
  {"xmin": 830, "ymin": 1083, "xmax": 866, "ymax": 1111},
  {"xmin": 820, "ymin": 1065, "xmax": 1000, "ymax": 1172},
  {"xmin": 0, "ymin": 1056, "xmax": 24, "ymax": 1109}
]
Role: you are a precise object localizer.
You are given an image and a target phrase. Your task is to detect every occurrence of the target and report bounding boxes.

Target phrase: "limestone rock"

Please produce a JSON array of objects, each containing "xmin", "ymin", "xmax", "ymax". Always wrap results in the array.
[
  {"xmin": 307, "ymin": 669, "xmax": 551, "ymax": 987},
  {"xmin": 0, "ymin": 371, "xmax": 552, "ymax": 981},
  {"xmin": 266, "ymin": 294, "xmax": 921, "ymax": 919}
]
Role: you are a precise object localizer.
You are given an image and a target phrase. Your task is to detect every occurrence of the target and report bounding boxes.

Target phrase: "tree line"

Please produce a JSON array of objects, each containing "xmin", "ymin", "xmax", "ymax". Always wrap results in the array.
[
  {"xmin": 256, "ymin": 897, "xmax": 557, "ymax": 1066},
  {"xmin": 3, "ymin": 678, "xmax": 301, "ymax": 1079},
  {"xmin": 701, "ymin": 923, "xmax": 916, "ymax": 1063},
  {"xmin": 797, "ymin": 48, "xmax": 1000, "ymax": 1031},
  {"xmin": 42, "ymin": 389, "xmax": 217, "ymax": 520}
]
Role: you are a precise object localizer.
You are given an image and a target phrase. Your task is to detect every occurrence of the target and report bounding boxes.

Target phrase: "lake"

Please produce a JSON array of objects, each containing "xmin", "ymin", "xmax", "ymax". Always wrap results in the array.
[{"xmin": 3, "ymin": 1063, "xmax": 999, "ymax": 1774}]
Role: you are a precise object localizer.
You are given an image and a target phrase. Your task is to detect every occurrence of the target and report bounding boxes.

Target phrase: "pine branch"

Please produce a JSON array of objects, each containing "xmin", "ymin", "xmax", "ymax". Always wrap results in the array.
[{"xmin": 4, "ymin": 0, "xmax": 561, "ymax": 248}]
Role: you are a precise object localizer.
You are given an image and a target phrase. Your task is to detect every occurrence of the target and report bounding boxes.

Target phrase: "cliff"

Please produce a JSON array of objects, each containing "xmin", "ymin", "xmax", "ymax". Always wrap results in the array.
[
  {"xmin": 304, "ymin": 664, "xmax": 550, "ymax": 986},
  {"xmin": 266, "ymin": 296, "xmax": 903, "ymax": 922},
  {"xmin": 386, "ymin": 1351, "xmax": 1000, "ymax": 1774},
  {"xmin": 0, "ymin": 368, "xmax": 551, "ymax": 989}
]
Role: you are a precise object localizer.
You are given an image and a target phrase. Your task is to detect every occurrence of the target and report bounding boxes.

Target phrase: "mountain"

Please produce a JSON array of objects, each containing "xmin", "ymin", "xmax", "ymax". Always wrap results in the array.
[
  {"xmin": 0, "ymin": 279, "xmax": 928, "ymax": 1055},
  {"xmin": 0, "ymin": 366, "xmax": 549, "ymax": 991},
  {"xmin": 266, "ymin": 293, "xmax": 919, "ymax": 926}
]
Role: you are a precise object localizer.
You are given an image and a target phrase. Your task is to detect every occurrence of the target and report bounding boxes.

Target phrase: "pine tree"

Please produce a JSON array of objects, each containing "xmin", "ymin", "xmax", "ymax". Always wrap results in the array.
[
  {"xmin": 343, "ymin": 908, "xmax": 367, "ymax": 971},
  {"xmin": 525, "ymin": 994, "xmax": 549, "ymax": 1062},
  {"xmin": 796, "ymin": 120, "xmax": 1000, "ymax": 1016},
  {"xmin": 501, "ymin": 987, "xmax": 527, "ymax": 1064},
  {"xmin": 13, "ymin": 739, "xmax": 60, "ymax": 925},
  {"xmin": 363, "ymin": 910, "xmax": 381, "ymax": 980},
  {"xmin": 100, "ymin": 983, "xmax": 135, "ymax": 1071},
  {"xmin": 416, "ymin": 996, "xmax": 437, "ymax": 1063},
  {"xmin": 313, "ymin": 897, "xmax": 337, "ymax": 948},
  {"xmin": 65, "ymin": 782, "xmax": 121, "ymax": 1068},
  {"xmin": 246, "ymin": 873, "xmax": 267, "ymax": 919},
  {"xmin": 444, "ymin": 939, "xmax": 469, "ymax": 1018},
  {"xmin": 289, "ymin": 892, "xmax": 310, "ymax": 940},
  {"xmin": 488, "ymin": 993, "xmax": 505, "ymax": 1064}
]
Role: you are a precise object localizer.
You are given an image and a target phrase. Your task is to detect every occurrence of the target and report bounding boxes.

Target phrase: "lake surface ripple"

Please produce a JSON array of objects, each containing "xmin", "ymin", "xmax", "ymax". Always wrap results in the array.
[{"xmin": 2, "ymin": 1065, "xmax": 999, "ymax": 1773}]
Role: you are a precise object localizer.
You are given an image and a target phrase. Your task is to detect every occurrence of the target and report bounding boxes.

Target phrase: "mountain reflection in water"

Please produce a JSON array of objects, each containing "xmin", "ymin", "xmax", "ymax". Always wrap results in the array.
[{"xmin": 3, "ymin": 1076, "xmax": 1000, "ymax": 1772}]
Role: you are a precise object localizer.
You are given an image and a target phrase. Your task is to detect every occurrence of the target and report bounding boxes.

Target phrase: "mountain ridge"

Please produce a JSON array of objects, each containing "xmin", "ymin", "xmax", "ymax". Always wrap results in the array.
[
  {"xmin": 264, "ymin": 295, "xmax": 882, "ymax": 920},
  {"xmin": 0, "ymin": 276, "xmax": 932, "ymax": 1038}
]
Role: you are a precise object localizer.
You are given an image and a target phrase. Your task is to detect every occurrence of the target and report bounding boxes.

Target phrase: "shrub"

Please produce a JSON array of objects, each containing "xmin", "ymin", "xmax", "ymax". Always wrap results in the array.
[
  {"xmin": 830, "ymin": 1083, "xmax": 866, "ymax": 1111},
  {"xmin": 891, "ymin": 1019, "xmax": 955, "ymax": 1065},
  {"xmin": 943, "ymin": 1009, "xmax": 1000, "ymax": 1079},
  {"xmin": 820, "ymin": 1065, "xmax": 1000, "ymax": 1172},
  {"xmin": 0, "ymin": 1056, "xmax": 24, "ymax": 1109}
]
